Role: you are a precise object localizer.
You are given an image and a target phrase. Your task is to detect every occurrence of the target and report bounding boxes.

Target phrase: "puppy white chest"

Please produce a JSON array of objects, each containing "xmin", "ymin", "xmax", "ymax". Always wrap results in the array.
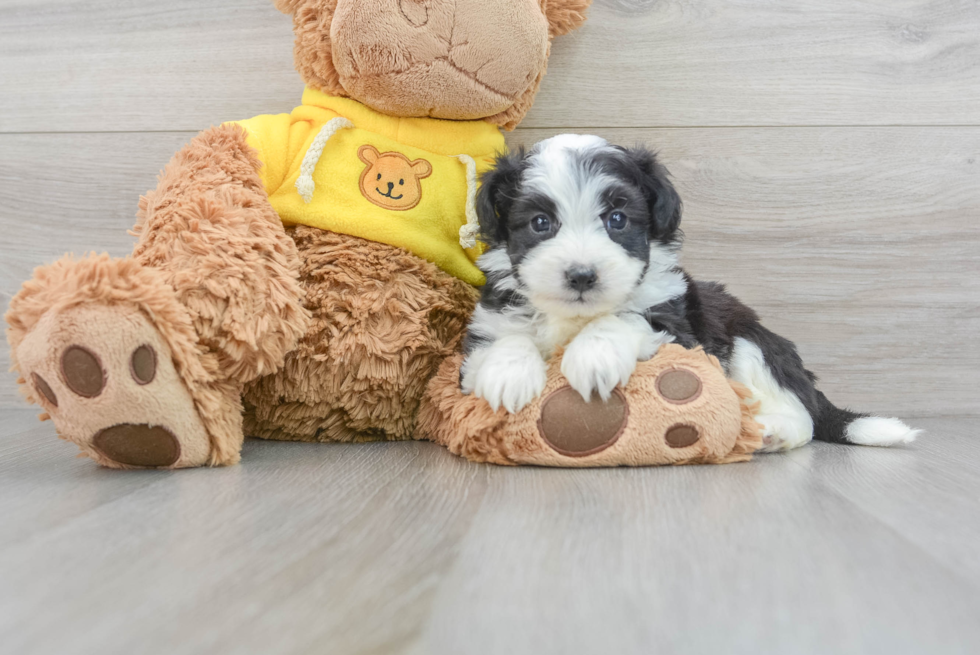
[{"xmin": 540, "ymin": 314, "xmax": 596, "ymax": 356}]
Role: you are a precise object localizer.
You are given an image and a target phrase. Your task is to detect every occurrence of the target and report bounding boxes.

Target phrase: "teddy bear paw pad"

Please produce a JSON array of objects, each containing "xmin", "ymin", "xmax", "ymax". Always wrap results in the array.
[
  {"xmin": 16, "ymin": 303, "xmax": 212, "ymax": 469},
  {"xmin": 537, "ymin": 386, "xmax": 628, "ymax": 457},
  {"xmin": 93, "ymin": 424, "xmax": 181, "ymax": 468},
  {"xmin": 664, "ymin": 423, "xmax": 701, "ymax": 448}
]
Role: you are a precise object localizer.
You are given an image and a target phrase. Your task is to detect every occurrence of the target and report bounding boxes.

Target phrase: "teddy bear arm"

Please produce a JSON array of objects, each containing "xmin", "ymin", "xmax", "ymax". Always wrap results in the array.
[{"xmin": 132, "ymin": 123, "xmax": 310, "ymax": 384}]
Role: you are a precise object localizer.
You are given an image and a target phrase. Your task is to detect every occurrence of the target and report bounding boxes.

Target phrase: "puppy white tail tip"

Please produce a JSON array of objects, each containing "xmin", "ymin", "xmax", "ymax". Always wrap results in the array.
[{"xmin": 846, "ymin": 417, "xmax": 921, "ymax": 447}]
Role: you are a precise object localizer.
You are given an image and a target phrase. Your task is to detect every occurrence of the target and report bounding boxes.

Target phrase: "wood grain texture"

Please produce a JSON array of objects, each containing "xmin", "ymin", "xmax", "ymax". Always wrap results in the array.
[
  {"xmin": 0, "ymin": 0, "xmax": 303, "ymax": 134},
  {"xmin": 2, "ymin": 0, "xmax": 980, "ymax": 132},
  {"xmin": 3, "ymin": 129, "xmax": 977, "ymax": 417},
  {"xmin": 1, "ymin": 410, "xmax": 979, "ymax": 655},
  {"xmin": 536, "ymin": 0, "xmax": 980, "ymax": 128}
]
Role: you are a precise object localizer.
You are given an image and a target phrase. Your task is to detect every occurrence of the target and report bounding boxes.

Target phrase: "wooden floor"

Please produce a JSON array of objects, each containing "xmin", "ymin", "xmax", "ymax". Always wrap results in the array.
[
  {"xmin": 1, "ymin": 0, "xmax": 979, "ymax": 652},
  {"xmin": 2, "ymin": 411, "xmax": 979, "ymax": 654}
]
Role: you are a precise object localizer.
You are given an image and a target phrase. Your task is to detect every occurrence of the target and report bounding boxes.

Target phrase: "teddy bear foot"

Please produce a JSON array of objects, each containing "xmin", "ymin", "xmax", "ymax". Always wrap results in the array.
[
  {"xmin": 15, "ymin": 303, "xmax": 213, "ymax": 469},
  {"xmin": 419, "ymin": 344, "xmax": 765, "ymax": 467}
]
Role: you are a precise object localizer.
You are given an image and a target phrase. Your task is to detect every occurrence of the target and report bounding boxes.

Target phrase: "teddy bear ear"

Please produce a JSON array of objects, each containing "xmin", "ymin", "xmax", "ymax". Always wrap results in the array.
[
  {"xmin": 280, "ymin": 0, "xmax": 348, "ymax": 97},
  {"xmin": 541, "ymin": 0, "xmax": 593, "ymax": 38},
  {"xmin": 272, "ymin": 0, "xmax": 306, "ymax": 13}
]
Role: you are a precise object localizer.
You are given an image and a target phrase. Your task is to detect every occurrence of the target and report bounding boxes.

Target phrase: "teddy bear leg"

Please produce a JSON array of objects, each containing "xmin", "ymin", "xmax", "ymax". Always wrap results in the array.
[
  {"xmin": 7, "ymin": 255, "xmax": 231, "ymax": 468},
  {"xmin": 6, "ymin": 125, "xmax": 308, "ymax": 468},
  {"xmin": 133, "ymin": 124, "xmax": 310, "ymax": 385},
  {"xmin": 243, "ymin": 228, "xmax": 478, "ymax": 442}
]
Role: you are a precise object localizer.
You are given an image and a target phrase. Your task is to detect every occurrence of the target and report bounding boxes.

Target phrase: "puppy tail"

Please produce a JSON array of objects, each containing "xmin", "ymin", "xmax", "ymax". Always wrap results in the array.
[{"xmin": 812, "ymin": 390, "xmax": 921, "ymax": 447}]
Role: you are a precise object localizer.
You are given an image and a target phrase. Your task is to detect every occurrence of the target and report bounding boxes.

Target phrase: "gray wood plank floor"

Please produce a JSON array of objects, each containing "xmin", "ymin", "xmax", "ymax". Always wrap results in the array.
[
  {"xmin": 1, "ymin": 411, "xmax": 979, "ymax": 655},
  {"xmin": 2, "ymin": 0, "xmax": 979, "ymax": 652}
]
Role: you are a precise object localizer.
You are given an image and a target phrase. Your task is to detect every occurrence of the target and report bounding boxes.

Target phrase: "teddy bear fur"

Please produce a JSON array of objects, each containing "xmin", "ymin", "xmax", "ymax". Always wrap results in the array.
[
  {"xmin": 5, "ymin": 0, "xmax": 592, "ymax": 468},
  {"xmin": 241, "ymin": 225, "xmax": 479, "ymax": 443}
]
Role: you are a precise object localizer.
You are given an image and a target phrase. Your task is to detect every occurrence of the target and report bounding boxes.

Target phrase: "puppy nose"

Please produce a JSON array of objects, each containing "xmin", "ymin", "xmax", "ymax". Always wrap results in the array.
[
  {"xmin": 386, "ymin": 182, "xmax": 394, "ymax": 191},
  {"xmin": 565, "ymin": 266, "xmax": 598, "ymax": 292}
]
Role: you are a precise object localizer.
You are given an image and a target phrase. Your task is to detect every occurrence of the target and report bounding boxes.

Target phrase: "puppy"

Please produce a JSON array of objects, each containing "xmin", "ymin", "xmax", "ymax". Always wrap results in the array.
[{"xmin": 460, "ymin": 134, "xmax": 919, "ymax": 451}]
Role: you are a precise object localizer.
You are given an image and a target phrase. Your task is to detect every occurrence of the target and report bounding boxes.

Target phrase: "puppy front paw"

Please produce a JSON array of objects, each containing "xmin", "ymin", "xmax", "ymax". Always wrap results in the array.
[
  {"xmin": 462, "ymin": 336, "xmax": 547, "ymax": 413},
  {"xmin": 561, "ymin": 325, "xmax": 638, "ymax": 402}
]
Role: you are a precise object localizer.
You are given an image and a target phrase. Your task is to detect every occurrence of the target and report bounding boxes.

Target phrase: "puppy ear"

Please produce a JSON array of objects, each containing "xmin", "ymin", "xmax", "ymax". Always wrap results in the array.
[
  {"xmin": 476, "ymin": 149, "xmax": 526, "ymax": 246},
  {"xmin": 623, "ymin": 146, "xmax": 683, "ymax": 242},
  {"xmin": 541, "ymin": 0, "xmax": 592, "ymax": 38}
]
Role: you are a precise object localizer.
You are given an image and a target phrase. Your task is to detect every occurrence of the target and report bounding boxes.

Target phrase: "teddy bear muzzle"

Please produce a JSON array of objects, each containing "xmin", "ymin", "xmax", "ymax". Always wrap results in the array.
[{"xmin": 330, "ymin": 0, "xmax": 550, "ymax": 119}]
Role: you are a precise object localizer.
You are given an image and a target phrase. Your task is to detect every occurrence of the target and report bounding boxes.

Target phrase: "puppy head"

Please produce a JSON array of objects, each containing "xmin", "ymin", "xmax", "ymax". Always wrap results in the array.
[{"xmin": 477, "ymin": 135, "xmax": 682, "ymax": 318}]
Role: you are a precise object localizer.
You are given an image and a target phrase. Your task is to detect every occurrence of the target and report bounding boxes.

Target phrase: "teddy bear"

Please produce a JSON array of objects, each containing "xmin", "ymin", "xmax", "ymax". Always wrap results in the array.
[{"xmin": 5, "ymin": 0, "xmax": 595, "ymax": 469}]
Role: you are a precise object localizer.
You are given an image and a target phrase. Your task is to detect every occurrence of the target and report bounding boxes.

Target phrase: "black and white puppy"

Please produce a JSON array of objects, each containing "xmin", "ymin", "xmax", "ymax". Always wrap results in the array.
[{"xmin": 461, "ymin": 134, "xmax": 919, "ymax": 451}]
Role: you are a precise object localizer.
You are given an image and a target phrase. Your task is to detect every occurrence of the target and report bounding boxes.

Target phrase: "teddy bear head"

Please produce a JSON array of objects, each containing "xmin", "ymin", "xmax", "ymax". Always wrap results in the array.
[{"xmin": 274, "ymin": 0, "xmax": 591, "ymax": 130}]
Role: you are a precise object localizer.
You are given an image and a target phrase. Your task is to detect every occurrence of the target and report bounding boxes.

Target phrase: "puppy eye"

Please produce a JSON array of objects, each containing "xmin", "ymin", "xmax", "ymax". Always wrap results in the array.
[
  {"xmin": 531, "ymin": 215, "xmax": 552, "ymax": 233},
  {"xmin": 399, "ymin": 179, "xmax": 404, "ymax": 185},
  {"xmin": 607, "ymin": 211, "xmax": 628, "ymax": 230},
  {"xmin": 377, "ymin": 173, "xmax": 382, "ymax": 180}
]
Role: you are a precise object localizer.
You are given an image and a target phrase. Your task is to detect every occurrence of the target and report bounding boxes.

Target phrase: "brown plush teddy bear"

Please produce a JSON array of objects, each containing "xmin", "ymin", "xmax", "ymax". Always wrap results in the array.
[{"xmin": 5, "ymin": 0, "xmax": 593, "ymax": 469}]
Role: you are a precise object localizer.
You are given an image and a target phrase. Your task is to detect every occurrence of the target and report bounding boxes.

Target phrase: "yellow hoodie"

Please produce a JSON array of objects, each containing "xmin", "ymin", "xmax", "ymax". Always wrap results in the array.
[{"xmin": 230, "ymin": 88, "xmax": 506, "ymax": 285}]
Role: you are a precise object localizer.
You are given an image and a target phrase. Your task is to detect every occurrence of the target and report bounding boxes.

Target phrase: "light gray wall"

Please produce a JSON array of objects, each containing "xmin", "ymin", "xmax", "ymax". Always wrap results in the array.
[{"xmin": 2, "ymin": 0, "xmax": 978, "ymax": 416}]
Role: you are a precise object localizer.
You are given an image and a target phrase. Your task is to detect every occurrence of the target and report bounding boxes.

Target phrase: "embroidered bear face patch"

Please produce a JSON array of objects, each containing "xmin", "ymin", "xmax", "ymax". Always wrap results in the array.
[{"xmin": 357, "ymin": 145, "xmax": 432, "ymax": 211}]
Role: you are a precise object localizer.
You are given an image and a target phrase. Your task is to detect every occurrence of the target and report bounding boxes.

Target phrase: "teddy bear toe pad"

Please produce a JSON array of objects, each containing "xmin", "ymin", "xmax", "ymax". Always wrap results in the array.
[
  {"xmin": 31, "ymin": 373, "xmax": 58, "ymax": 407},
  {"xmin": 656, "ymin": 369, "xmax": 703, "ymax": 404},
  {"xmin": 664, "ymin": 424, "xmax": 702, "ymax": 449},
  {"xmin": 17, "ymin": 304, "xmax": 211, "ymax": 469},
  {"xmin": 61, "ymin": 345, "xmax": 106, "ymax": 398}
]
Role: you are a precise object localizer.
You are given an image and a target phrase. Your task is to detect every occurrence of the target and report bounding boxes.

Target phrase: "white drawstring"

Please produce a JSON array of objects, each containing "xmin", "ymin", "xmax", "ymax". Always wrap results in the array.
[
  {"xmin": 296, "ymin": 117, "xmax": 354, "ymax": 203},
  {"xmin": 455, "ymin": 154, "xmax": 480, "ymax": 249}
]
